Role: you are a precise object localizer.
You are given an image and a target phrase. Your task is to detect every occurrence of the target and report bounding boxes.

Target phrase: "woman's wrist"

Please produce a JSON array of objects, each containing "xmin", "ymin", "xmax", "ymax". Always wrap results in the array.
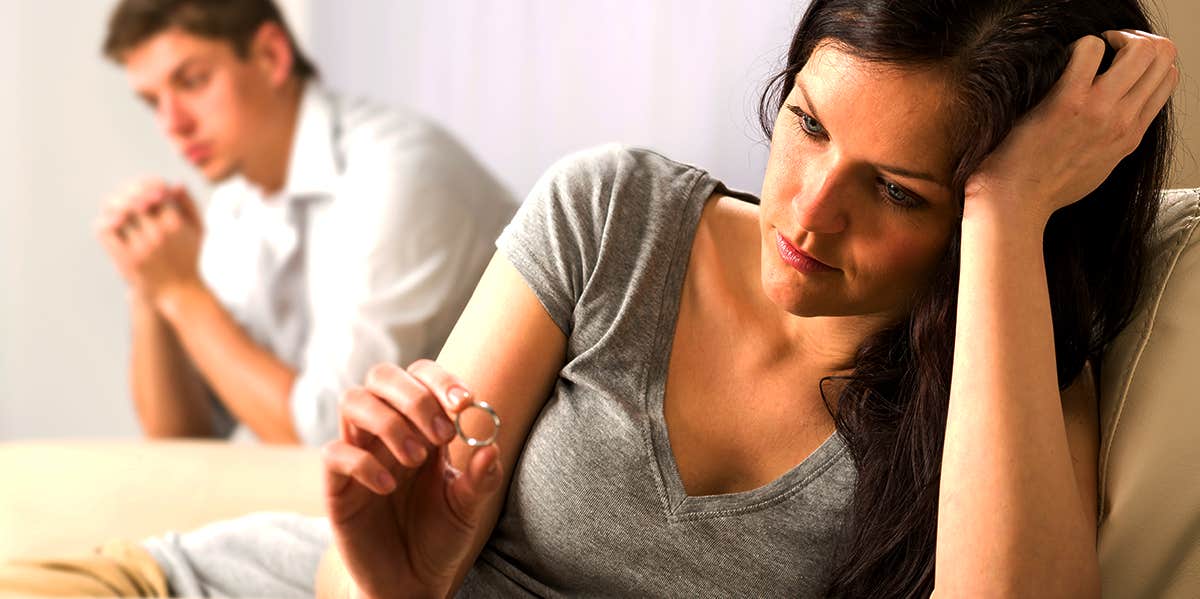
[{"xmin": 961, "ymin": 187, "xmax": 1051, "ymax": 241}]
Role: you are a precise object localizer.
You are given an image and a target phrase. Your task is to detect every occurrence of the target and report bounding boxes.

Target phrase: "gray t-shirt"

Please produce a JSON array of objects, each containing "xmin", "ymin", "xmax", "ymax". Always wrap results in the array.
[{"xmin": 460, "ymin": 145, "xmax": 857, "ymax": 597}]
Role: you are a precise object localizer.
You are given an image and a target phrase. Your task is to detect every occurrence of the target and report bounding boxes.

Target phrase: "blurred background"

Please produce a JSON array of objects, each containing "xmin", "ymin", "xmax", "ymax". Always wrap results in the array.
[{"xmin": 1, "ymin": 0, "xmax": 1196, "ymax": 440}]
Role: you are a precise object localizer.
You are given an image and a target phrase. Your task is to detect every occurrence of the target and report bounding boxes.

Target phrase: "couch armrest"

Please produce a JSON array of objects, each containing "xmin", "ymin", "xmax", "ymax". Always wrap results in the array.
[{"xmin": 0, "ymin": 439, "xmax": 325, "ymax": 560}]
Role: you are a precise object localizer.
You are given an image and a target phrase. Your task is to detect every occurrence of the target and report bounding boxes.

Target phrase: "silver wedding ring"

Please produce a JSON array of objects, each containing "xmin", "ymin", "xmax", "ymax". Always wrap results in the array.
[{"xmin": 455, "ymin": 400, "xmax": 501, "ymax": 447}]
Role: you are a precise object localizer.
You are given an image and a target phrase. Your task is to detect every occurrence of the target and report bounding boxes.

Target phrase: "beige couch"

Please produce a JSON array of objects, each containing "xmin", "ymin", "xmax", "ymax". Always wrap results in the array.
[
  {"xmin": 0, "ymin": 440, "xmax": 325, "ymax": 560},
  {"xmin": 1, "ymin": 189, "xmax": 1197, "ymax": 598}
]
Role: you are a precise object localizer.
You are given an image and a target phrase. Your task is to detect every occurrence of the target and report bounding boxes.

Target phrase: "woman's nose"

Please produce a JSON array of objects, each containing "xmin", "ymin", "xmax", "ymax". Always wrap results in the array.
[{"xmin": 793, "ymin": 162, "xmax": 849, "ymax": 234}]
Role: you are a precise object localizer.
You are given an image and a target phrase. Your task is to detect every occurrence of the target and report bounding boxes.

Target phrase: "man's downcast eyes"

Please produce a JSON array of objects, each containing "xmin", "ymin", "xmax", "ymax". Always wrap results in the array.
[{"xmin": 178, "ymin": 70, "xmax": 211, "ymax": 90}]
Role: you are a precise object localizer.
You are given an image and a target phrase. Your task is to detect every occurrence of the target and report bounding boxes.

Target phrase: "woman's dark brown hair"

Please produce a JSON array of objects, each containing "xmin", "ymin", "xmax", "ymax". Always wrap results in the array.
[
  {"xmin": 102, "ymin": 0, "xmax": 319, "ymax": 80},
  {"xmin": 758, "ymin": 1, "xmax": 1174, "ymax": 596}
]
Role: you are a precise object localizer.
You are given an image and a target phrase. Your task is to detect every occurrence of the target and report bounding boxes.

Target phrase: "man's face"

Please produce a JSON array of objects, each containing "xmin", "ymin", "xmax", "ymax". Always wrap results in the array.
[{"xmin": 123, "ymin": 28, "xmax": 274, "ymax": 183}]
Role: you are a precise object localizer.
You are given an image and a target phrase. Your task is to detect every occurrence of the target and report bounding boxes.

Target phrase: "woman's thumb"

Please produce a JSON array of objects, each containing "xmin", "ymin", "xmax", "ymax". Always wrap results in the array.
[{"xmin": 445, "ymin": 445, "xmax": 503, "ymax": 529}]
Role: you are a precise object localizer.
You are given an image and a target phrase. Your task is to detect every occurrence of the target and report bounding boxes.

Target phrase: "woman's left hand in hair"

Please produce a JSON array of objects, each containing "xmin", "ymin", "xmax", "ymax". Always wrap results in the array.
[{"xmin": 964, "ymin": 30, "xmax": 1177, "ymax": 228}]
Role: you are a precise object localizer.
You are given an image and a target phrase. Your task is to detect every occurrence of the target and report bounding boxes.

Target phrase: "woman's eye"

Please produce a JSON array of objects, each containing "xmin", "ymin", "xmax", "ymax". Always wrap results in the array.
[
  {"xmin": 800, "ymin": 113, "xmax": 825, "ymax": 135},
  {"xmin": 787, "ymin": 105, "xmax": 827, "ymax": 137},
  {"xmin": 879, "ymin": 180, "xmax": 921, "ymax": 208}
]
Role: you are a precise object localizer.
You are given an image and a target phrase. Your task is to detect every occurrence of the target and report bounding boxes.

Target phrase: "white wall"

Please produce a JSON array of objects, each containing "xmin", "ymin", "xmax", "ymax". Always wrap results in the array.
[
  {"xmin": 0, "ymin": 1, "xmax": 203, "ymax": 440},
  {"xmin": 306, "ymin": 1, "xmax": 806, "ymax": 198}
]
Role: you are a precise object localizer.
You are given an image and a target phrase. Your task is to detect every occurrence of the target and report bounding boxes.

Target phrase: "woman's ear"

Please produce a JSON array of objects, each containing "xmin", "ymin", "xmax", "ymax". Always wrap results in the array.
[{"xmin": 249, "ymin": 21, "xmax": 294, "ymax": 89}]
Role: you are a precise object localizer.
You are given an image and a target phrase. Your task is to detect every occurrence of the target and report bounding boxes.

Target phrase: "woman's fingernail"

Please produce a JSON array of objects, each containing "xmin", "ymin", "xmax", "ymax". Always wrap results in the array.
[
  {"xmin": 403, "ymin": 438, "xmax": 426, "ymax": 463},
  {"xmin": 376, "ymin": 471, "xmax": 395, "ymax": 491},
  {"xmin": 434, "ymin": 415, "xmax": 455, "ymax": 442},
  {"xmin": 447, "ymin": 387, "xmax": 471, "ymax": 409}
]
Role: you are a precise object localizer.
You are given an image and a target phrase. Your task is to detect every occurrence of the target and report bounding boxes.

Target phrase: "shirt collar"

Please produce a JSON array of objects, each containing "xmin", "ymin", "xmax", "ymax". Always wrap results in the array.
[{"xmin": 280, "ymin": 81, "xmax": 343, "ymax": 201}]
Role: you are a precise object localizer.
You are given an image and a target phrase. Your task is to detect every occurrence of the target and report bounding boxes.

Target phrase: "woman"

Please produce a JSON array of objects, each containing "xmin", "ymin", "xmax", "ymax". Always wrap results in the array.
[{"xmin": 317, "ymin": 1, "xmax": 1177, "ymax": 597}]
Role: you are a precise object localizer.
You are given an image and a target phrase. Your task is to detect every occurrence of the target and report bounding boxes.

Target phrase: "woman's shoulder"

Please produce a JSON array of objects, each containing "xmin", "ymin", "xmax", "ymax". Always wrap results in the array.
[
  {"xmin": 531, "ymin": 144, "xmax": 714, "ymax": 211},
  {"xmin": 513, "ymin": 145, "xmax": 719, "ymax": 264},
  {"xmin": 497, "ymin": 145, "xmax": 721, "ymax": 333}
]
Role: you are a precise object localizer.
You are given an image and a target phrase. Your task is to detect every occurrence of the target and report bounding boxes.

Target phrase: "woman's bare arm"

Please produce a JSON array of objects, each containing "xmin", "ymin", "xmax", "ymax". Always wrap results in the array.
[
  {"xmin": 936, "ymin": 209, "xmax": 1100, "ymax": 597},
  {"xmin": 317, "ymin": 251, "xmax": 567, "ymax": 598},
  {"xmin": 935, "ymin": 30, "xmax": 1175, "ymax": 597}
]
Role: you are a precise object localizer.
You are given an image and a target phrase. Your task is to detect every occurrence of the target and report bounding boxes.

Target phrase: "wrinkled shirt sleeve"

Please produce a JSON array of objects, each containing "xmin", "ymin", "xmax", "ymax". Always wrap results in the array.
[{"xmin": 289, "ymin": 139, "xmax": 499, "ymax": 446}]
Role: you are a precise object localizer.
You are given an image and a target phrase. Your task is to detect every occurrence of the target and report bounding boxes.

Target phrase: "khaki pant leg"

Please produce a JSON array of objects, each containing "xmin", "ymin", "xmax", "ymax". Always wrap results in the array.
[{"xmin": 0, "ymin": 540, "xmax": 169, "ymax": 597}]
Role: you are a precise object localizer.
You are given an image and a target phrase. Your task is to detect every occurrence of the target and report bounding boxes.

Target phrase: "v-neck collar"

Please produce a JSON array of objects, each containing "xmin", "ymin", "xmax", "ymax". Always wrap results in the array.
[{"xmin": 642, "ymin": 180, "xmax": 850, "ymax": 521}]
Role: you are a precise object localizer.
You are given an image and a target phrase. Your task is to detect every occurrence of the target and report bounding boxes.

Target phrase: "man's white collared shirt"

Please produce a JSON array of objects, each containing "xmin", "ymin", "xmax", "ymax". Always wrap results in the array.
[{"xmin": 198, "ymin": 84, "xmax": 517, "ymax": 444}]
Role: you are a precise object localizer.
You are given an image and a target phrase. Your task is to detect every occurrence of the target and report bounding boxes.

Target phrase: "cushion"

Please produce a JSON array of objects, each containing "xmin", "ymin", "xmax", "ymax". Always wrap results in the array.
[{"xmin": 1099, "ymin": 187, "xmax": 1200, "ymax": 598}]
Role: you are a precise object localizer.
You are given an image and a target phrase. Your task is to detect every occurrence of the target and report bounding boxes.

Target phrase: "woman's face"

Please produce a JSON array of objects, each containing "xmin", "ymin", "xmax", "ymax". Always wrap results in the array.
[{"xmin": 759, "ymin": 42, "xmax": 962, "ymax": 320}]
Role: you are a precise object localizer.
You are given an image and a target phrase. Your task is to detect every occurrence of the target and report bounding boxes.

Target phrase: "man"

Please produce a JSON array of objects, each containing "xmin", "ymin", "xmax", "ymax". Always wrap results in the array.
[{"xmin": 95, "ymin": 0, "xmax": 517, "ymax": 445}]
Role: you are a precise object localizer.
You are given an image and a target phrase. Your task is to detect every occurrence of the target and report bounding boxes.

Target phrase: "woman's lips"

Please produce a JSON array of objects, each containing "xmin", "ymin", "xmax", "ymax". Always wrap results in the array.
[{"xmin": 775, "ymin": 231, "xmax": 838, "ymax": 274}]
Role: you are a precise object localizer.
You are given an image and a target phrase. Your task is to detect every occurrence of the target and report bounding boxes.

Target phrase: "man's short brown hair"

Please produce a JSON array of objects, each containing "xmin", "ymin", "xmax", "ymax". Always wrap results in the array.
[{"xmin": 102, "ymin": 0, "xmax": 319, "ymax": 80}]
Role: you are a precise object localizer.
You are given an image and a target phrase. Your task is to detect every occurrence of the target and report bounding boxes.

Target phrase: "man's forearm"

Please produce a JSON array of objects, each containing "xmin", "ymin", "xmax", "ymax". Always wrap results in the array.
[
  {"xmin": 157, "ymin": 281, "xmax": 301, "ymax": 444},
  {"xmin": 128, "ymin": 292, "xmax": 215, "ymax": 438}
]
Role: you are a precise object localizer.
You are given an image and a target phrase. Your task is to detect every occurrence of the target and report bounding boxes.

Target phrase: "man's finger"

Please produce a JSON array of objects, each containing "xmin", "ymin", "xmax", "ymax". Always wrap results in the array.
[
  {"xmin": 123, "ymin": 212, "xmax": 160, "ymax": 251},
  {"xmin": 118, "ymin": 213, "xmax": 144, "ymax": 246},
  {"xmin": 95, "ymin": 212, "xmax": 123, "ymax": 234},
  {"xmin": 97, "ymin": 226, "xmax": 127, "ymax": 256},
  {"xmin": 157, "ymin": 202, "xmax": 184, "ymax": 231},
  {"xmin": 134, "ymin": 185, "xmax": 169, "ymax": 215},
  {"xmin": 169, "ymin": 185, "xmax": 204, "ymax": 227}
]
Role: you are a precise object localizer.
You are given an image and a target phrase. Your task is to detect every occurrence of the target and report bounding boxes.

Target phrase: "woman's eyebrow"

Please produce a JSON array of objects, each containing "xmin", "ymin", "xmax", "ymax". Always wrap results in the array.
[
  {"xmin": 877, "ymin": 163, "xmax": 945, "ymax": 187},
  {"xmin": 797, "ymin": 81, "xmax": 825, "ymax": 125}
]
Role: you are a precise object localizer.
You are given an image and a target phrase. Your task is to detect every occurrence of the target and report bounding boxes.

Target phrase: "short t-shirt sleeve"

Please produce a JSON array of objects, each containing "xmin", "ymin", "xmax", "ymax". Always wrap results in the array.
[{"xmin": 495, "ymin": 145, "xmax": 627, "ymax": 336}]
